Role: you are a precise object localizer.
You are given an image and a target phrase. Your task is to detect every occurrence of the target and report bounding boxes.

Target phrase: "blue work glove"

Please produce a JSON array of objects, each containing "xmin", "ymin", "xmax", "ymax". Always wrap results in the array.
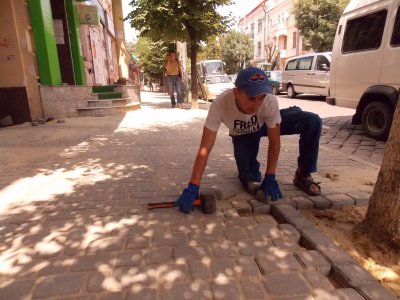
[
  {"xmin": 176, "ymin": 182, "xmax": 200, "ymax": 214},
  {"xmin": 261, "ymin": 174, "xmax": 282, "ymax": 201}
]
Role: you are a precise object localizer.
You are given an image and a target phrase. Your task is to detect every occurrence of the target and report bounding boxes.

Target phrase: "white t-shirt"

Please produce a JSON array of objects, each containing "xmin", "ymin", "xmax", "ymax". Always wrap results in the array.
[{"xmin": 204, "ymin": 89, "xmax": 281, "ymax": 136}]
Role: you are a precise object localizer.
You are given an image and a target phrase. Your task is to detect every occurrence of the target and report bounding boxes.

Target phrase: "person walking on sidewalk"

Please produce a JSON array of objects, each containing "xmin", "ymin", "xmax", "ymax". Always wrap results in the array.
[
  {"xmin": 176, "ymin": 67, "xmax": 322, "ymax": 214},
  {"xmin": 164, "ymin": 50, "xmax": 184, "ymax": 108}
]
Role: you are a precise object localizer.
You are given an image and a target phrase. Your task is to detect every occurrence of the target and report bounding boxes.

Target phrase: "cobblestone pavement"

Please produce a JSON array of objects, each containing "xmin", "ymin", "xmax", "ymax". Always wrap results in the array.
[{"xmin": 0, "ymin": 92, "xmax": 396, "ymax": 299}]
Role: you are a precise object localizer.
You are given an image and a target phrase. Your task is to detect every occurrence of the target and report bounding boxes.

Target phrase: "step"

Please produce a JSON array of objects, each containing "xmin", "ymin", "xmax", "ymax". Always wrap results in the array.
[
  {"xmin": 95, "ymin": 92, "xmax": 123, "ymax": 100},
  {"xmin": 92, "ymin": 85, "xmax": 115, "ymax": 93},
  {"xmin": 76, "ymin": 103, "xmax": 141, "ymax": 117},
  {"xmin": 87, "ymin": 98, "xmax": 129, "ymax": 108}
]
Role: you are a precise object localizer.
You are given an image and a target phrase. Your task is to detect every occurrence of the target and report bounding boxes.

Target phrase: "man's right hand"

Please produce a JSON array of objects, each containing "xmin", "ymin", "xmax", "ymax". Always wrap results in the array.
[
  {"xmin": 176, "ymin": 183, "xmax": 200, "ymax": 214},
  {"xmin": 261, "ymin": 174, "xmax": 282, "ymax": 201}
]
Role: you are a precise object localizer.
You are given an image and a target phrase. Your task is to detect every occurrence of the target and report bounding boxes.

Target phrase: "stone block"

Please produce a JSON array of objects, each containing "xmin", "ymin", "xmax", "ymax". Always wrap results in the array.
[
  {"xmin": 34, "ymin": 274, "xmax": 85, "ymax": 298},
  {"xmin": 332, "ymin": 263, "xmax": 377, "ymax": 288},
  {"xmin": 263, "ymin": 272, "xmax": 311, "ymax": 296},
  {"xmin": 355, "ymin": 284, "xmax": 398, "ymax": 300},
  {"xmin": 173, "ymin": 245, "xmax": 211, "ymax": 261},
  {"xmin": 255, "ymin": 254, "xmax": 303, "ymax": 274},
  {"xmin": 294, "ymin": 250, "xmax": 331, "ymax": 275},
  {"xmin": 211, "ymin": 281, "xmax": 242, "ymax": 300},
  {"xmin": 299, "ymin": 227, "xmax": 334, "ymax": 250},
  {"xmin": 161, "ymin": 281, "xmax": 212, "ymax": 300}
]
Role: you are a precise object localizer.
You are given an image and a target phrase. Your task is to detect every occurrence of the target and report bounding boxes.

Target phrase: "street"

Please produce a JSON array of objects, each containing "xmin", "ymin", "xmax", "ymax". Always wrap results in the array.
[{"xmin": 0, "ymin": 91, "xmax": 390, "ymax": 299}]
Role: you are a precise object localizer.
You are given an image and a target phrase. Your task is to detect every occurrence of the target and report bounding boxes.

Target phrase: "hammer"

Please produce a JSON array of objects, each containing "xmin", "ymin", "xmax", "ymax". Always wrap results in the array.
[{"xmin": 147, "ymin": 190, "xmax": 217, "ymax": 214}]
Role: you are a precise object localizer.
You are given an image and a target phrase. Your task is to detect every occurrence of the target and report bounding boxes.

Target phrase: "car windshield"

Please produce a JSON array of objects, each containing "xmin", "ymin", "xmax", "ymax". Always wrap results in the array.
[
  {"xmin": 206, "ymin": 76, "xmax": 231, "ymax": 84},
  {"xmin": 203, "ymin": 62, "xmax": 224, "ymax": 75},
  {"xmin": 269, "ymin": 71, "xmax": 282, "ymax": 81}
]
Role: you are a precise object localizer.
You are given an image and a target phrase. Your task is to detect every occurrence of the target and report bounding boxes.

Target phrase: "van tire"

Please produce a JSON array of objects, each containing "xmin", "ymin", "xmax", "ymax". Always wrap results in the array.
[
  {"xmin": 361, "ymin": 101, "xmax": 392, "ymax": 141},
  {"xmin": 287, "ymin": 85, "xmax": 297, "ymax": 98}
]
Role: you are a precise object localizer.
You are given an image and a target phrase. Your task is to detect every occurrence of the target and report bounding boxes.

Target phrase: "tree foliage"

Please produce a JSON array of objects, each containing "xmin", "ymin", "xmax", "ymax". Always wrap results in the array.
[
  {"xmin": 198, "ymin": 37, "xmax": 222, "ymax": 62},
  {"xmin": 126, "ymin": 0, "xmax": 233, "ymax": 105},
  {"xmin": 292, "ymin": 0, "xmax": 349, "ymax": 52},
  {"xmin": 220, "ymin": 30, "xmax": 253, "ymax": 74},
  {"xmin": 126, "ymin": 38, "xmax": 168, "ymax": 81}
]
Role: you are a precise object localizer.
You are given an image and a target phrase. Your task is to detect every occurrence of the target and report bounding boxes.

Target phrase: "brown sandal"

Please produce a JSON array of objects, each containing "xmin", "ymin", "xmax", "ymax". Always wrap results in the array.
[{"xmin": 293, "ymin": 173, "xmax": 321, "ymax": 196}]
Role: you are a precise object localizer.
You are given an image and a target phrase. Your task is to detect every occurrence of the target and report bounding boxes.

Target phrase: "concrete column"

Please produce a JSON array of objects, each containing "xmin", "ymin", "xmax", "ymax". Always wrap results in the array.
[{"xmin": 112, "ymin": 0, "xmax": 129, "ymax": 81}]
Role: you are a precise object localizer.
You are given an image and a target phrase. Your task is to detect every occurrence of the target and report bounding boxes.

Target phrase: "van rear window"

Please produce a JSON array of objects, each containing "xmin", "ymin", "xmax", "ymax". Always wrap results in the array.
[
  {"xmin": 342, "ymin": 9, "xmax": 387, "ymax": 53},
  {"xmin": 391, "ymin": 6, "xmax": 400, "ymax": 46}
]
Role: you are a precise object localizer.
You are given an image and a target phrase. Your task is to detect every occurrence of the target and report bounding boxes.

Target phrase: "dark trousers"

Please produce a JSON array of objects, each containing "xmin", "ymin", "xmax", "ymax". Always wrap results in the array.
[{"xmin": 231, "ymin": 106, "xmax": 322, "ymax": 183}]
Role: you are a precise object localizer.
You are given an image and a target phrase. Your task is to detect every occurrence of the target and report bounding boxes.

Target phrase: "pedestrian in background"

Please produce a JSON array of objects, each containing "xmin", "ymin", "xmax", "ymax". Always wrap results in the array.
[{"xmin": 164, "ymin": 50, "xmax": 184, "ymax": 108}]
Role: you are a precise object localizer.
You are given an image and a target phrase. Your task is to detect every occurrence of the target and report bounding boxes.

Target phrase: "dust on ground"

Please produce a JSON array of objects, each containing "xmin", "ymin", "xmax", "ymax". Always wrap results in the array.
[{"xmin": 302, "ymin": 206, "xmax": 400, "ymax": 298}]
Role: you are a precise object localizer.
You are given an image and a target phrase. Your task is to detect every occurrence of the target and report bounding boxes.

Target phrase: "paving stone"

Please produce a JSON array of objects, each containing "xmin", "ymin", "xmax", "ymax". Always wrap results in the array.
[
  {"xmin": 246, "ymin": 224, "xmax": 282, "ymax": 239},
  {"xmin": 112, "ymin": 250, "xmax": 142, "ymax": 267},
  {"xmin": 255, "ymin": 254, "xmax": 303, "ymax": 274},
  {"xmin": 299, "ymin": 227, "xmax": 334, "ymax": 250},
  {"xmin": 313, "ymin": 288, "xmax": 365, "ymax": 300},
  {"xmin": 248, "ymin": 200, "xmax": 271, "ymax": 214},
  {"xmin": 355, "ymin": 283, "xmax": 399, "ymax": 300},
  {"xmin": 125, "ymin": 236, "xmax": 150, "ymax": 249},
  {"xmin": 188, "ymin": 229, "xmax": 225, "ymax": 243},
  {"xmin": 70, "ymin": 253, "xmax": 115, "ymax": 272},
  {"xmin": 152, "ymin": 232, "xmax": 187, "ymax": 247},
  {"xmin": 34, "ymin": 273, "xmax": 85, "ymax": 298},
  {"xmin": 272, "ymin": 236, "xmax": 302, "ymax": 251},
  {"xmin": 100, "ymin": 292, "xmax": 125, "ymax": 300},
  {"xmin": 332, "ymin": 263, "xmax": 378, "ymax": 288},
  {"xmin": 211, "ymin": 240, "xmax": 240, "ymax": 258},
  {"xmin": 38, "ymin": 258, "xmax": 72, "ymax": 275},
  {"xmin": 278, "ymin": 224, "xmax": 301, "ymax": 242},
  {"xmin": 263, "ymin": 272, "xmax": 311, "ymax": 296},
  {"xmin": 87, "ymin": 237, "xmax": 124, "ymax": 253},
  {"xmin": 294, "ymin": 250, "xmax": 331, "ymax": 275},
  {"xmin": 161, "ymin": 281, "xmax": 212, "ymax": 300},
  {"xmin": 240, "ymin": 277, "xmax": 268, "ymax": 299},
  {"xmin": 254, "ymin": 214, "xmax": 278, "ymax": 225},
  {"xmin": 346, "ymin": 191, "xmax": 371, "ymax": 206},
  {"xmin": 237, "ymin": 257, "xmax": 262, "ymax": 276},
  {"xmin": 324, "ymin": 194, "xmax": 355, "ymax": 208},
  {"xmin": 211, "ymin": 259, "xmax": 241, "ymax": 277},
  {"xmin": 237, "ymin": 238, "xmax": 272, "ymax": 256},
  {"xmin": 157, "ymin": 263, "xmax": 188, "ymax": 284},
  {"xmin": 0, "ymin": 279, "xmax": 35, "ymax": 300},
  {"xmin": 173, "ymin": 244, "xmax": 211, "ymax": 261},
  {"xmin": 307, "ymin": 195, "xmax": 331, "ymax": 209},
  {"xmin": 169, "ymin": 220, "xmax": 204, "ymax": 233},
  {"xmin": 224, "ymin": 226, "xmax": 249, "ymax": 241},
  {"xmin": 224, "ymin": 216, "xmax": 257, "ymax": 227},
  {"xmin": 211, "ymin": 280, "xmax": 242, "ymax": 300},
  {"xmin": 127, "ymin": 286, "xmax": 158, "ymax": 300},
  {"xmin": 144, "ymin": 247, "xmax": 173, "ymax": 265},
  {"xmin": 291, "ymin": 196, "xmax": 314, "ymax": 209},
  {"xmin": 301, "ymin": 269, "xmax": 335, "ymax": 291},
  {"xmin": 316, "ymin": 244, "xmax": 355, "ymax": 266},
  {"xmin": 189, "ymin": 259, "xmax": 212, "ymax": 279}
]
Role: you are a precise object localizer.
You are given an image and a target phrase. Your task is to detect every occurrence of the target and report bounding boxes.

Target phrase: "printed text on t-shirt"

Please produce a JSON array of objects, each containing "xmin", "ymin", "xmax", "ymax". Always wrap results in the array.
[{"xmin": 233, "ymin": 115, "xmax": 260, "ymax": 134}]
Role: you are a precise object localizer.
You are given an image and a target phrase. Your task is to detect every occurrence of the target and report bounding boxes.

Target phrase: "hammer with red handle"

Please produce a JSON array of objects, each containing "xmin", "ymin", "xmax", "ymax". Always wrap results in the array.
[{"xmin": 147, "ymin": 191, "xmax": 217, "ymax": 214}]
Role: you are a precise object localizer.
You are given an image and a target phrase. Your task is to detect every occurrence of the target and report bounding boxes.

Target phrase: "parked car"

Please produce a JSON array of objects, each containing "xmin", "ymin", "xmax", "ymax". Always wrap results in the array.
[
  {"xmin": 198, "ymin": 74, "xmax": 234, "ymax": 101},
  {"xmin": 327, "ymin": 0, "xmax": 400, "ymax": 140},
  {"xmin": 282, "ymin": 52, "xmax": 331, "ymax": 98},
  {"xmin": 266, "ymin": 70, "xmax": 283, "ymax": 95}
]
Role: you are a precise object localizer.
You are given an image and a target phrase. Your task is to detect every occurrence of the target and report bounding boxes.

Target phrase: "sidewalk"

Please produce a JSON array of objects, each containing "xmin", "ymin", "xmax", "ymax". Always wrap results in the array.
[{"xmin": 0, "ymin": 92, "xmax": 395, "ymax": 299}]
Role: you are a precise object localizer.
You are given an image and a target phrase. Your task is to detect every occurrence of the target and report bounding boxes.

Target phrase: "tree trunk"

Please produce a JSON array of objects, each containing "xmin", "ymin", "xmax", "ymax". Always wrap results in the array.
[
  {"xmin": 358, "ymin": 100, "xmax": 400, "ymax": 248},
  {"xmin": 189, "ymin": 41, "xmax": 199, "ymax": 109}
]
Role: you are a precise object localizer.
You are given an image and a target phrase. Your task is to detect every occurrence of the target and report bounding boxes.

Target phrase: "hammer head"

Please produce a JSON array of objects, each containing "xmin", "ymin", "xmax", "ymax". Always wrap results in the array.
[{"xmin": 199, "ymin": 190, "xmax": 217, "ymax": 214}]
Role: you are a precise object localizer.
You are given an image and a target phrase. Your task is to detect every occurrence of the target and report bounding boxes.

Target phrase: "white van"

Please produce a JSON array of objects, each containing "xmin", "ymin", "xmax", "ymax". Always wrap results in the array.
[
  {"xmin": 327, "ymin": 0, "xmax": 400, "ymax": 140},
  {"xmin": 282, "ymin": 52, "xmax": 331, "ymax": 98}
]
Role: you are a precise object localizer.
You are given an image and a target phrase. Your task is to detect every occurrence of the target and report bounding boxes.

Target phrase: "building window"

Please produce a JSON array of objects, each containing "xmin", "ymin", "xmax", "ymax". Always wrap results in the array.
[
  {"xmin": 258, "ymin": 19, "xmax": 262, "ymax": 32},
  {"xmin": 257, "ymin": 41, "xmax": 262, "ymax": 56},
  {"xmin": 342, "ymin": 9, "xmax": 387, "ymax": 53},
  {"xmin": 251, "ymin": 23, "xmax": 255, "ymax": 39},
  {"xmin": 292, "ymin": 32, "xmax": 297, "ymax": 48}
]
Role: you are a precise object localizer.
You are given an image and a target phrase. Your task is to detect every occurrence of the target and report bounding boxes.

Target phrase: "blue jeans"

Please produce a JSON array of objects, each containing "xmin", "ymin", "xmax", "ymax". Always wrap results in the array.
[
  {"xmin": 166, "ymin": 75, "xmax": 183, "ymax": 105},
  {"xmin": 231, "ymin": 106, "xmax": 322, "ymax": 183}
]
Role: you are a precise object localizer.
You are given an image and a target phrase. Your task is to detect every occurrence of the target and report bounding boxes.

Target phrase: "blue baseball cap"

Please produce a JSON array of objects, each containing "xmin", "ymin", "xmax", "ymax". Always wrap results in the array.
[{"xmin": 234, "ymin": 67, "xmax": 272, "ymax": 97}]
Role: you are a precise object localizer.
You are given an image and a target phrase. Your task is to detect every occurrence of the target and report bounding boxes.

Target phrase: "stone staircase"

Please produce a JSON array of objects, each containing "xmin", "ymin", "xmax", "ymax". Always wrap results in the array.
[{"xmin": 76, "ymin": 85, "xmax": 140, "ymax": 117}]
